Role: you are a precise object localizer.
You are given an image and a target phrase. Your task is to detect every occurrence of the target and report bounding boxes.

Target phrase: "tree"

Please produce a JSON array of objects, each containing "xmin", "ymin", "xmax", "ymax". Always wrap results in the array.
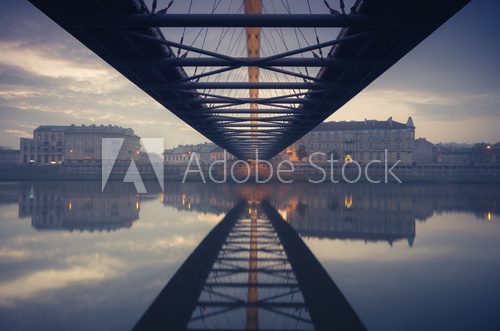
[
  {"xmin": 471, "ymin": 143, "xmax": 492, "ymax": 164},
  {"xmin": 328, "ymin": 150, "xmax": 340, "ymax": 160},
  {"xmin": 296, "ymin": 200, "xmax": 308, "ymax": 217},
  {"xmin": 296, "ymin": 145, "xmax": 308, "ymax": 161}
]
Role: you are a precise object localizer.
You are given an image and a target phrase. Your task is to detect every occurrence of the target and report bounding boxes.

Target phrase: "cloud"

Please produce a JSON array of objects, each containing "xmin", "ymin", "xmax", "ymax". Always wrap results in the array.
[
  {"xmin": 0, "ymin": 41, "xmax": 113, "ymax": 82},
  {"xmin": 3, "ymin": 129, "xmax": 31, "ymax": 138},
  {"xmin": 0, "ymin": 248, "xmax": 32, "ymax": 259},
  {"xmin": 0, "ymin": 254, "xmax": 123, "ymax": 306},
  {"xmin": 0, "ymin": 4, "xmax": 206, "ymax": 149},
  {"xmin": 331, "ymin": 87, "xmax": 500, "ymax": 143},
  {"xmin": 94, "ymin": 234, "xmax": 203, "ymax": 253}
]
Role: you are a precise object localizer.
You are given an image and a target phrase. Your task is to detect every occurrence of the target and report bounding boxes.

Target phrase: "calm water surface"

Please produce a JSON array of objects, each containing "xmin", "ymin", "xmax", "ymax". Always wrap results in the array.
[{"xmin": 0, "ymin": 181, "xmax": 499, "ymax": 331}]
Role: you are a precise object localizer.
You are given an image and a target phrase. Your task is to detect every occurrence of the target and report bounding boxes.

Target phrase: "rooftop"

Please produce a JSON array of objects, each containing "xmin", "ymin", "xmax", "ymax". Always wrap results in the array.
[
  {"xmin": 34, "ymin": 124, "xmax": 138, "ymax": 137},
  {"xmin": 313, "ymin": 117, "xmax": 415, "ymax": 132}
]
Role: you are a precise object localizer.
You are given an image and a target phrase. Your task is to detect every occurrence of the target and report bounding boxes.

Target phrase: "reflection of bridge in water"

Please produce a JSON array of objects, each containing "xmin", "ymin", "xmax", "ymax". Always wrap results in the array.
[{"xmin": 134, "ymin": 200, "xmax": 366, "ymax": 331}]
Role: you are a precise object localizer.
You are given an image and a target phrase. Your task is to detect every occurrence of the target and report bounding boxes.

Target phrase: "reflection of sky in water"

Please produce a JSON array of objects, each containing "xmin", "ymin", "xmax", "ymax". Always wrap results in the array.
[
  {"xmin": 307, "ymin": 211, "xmax": 500, "ymax": 330},
  {"xmin": 0, "ymin": 182, "xmax": 499, "ymax": 331},
  {"xmin": 0, "ymin": 183, "xmax": 221, "ymax": 331}
]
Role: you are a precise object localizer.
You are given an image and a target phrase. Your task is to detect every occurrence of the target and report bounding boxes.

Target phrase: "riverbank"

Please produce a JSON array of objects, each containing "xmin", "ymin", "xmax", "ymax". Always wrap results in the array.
[{"xmin": 1, "ymin": 163, "xmax": 499, "ymax": 183}]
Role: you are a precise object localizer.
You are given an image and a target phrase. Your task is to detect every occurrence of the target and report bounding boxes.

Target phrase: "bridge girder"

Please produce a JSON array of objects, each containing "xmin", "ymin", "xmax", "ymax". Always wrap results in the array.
[{"xmin": 28, "ymin": 0, "xmax": 471, "ymax": 160}]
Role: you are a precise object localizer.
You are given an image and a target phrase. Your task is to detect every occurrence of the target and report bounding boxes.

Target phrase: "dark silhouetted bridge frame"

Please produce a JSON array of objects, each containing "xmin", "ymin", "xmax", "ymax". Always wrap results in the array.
[
  {"xmin": 132, "ymin": 200, "xmax": 366, "ymax": 330},
  {"xmin": 29, "ymin": 0, "xmax": 469, "ymax": 159}
]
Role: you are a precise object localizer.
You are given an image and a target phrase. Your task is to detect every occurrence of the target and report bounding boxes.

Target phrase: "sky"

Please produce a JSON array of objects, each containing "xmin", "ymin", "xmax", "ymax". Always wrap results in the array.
[{"xmin": 0, "ymin": 0, "xmax": 499, "ymax": 149}]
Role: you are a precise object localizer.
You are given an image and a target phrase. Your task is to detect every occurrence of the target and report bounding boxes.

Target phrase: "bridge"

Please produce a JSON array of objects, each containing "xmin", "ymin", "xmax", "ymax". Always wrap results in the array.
[
  {"xmin": 133, "ymin": 200, "xmax": 366, "ymax": 330},
  {"xmin": 29, "ymin": 0, "xmax": 469, "ymax": 160}
]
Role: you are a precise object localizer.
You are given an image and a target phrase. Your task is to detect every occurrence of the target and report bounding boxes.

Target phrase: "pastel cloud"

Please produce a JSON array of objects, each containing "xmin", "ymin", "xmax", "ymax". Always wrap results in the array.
[{"xmin": 0, "ymin": 254, "xmax": 123, "ymax": 306}]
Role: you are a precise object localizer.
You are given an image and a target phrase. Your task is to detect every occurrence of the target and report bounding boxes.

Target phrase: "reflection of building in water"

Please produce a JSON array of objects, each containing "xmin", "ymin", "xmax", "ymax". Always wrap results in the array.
[
  {"xmin": 19, "ymin": 182, "xmax": 139, "ymax": 231},
  {"xmin": 14, "ymin": 181, "xmax": 496, "ymax": 238},
  {"xmin": 157, "ymin": 183, "xmax": 500, "ymax": 246},
  {"xmin": 274, "ymin": 184, "xmax": 500, "ymax": 246},
  {"xmin": 224, "ymin": 184, "xmax": 417, "ymax": 246},
  {"xmin": 410, "ymin": 184, "xmax": 500, "ymax": 221},
  {"xmin": 283, "ymin": 186, "xmax": 416, "ymax": 246},
  {"xmin": 160, "ymin": 182, "xmax": 236, "ymax": 214},
  {"xmin": 134, "ymin": 201, "xmax": 365, "ymax": 331},
  {"xmin": 0, "ymin": 183, "xmax": 20, "ymax": 205}
]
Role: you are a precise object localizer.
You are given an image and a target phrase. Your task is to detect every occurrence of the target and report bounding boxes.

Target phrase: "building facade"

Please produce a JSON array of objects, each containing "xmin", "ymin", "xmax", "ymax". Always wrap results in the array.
[
  {"xmin": 492, "ymin": 143, "xmax": 500, "ymax": 165},
  {"xmin": 0, "ymin": 149, "xmax": 20, "ymax": 164},
  {"xmin": 435, "ymin": 144, "xmax": 473, "ymax": 165},
  {"xmin": 288, "ymin": 117, "xmax": 416, "ymax": 164},
  {"xmin": 413, "ymin": 138, "xmax": 436, "ymax": 165},
  {"xmin": 20, "ymin": 124, "xmax": 140, "ymax": 164},
  {"xmin": 164, "ymin": 143, "xmax": 235, "ymax": 165},
  {"xmin": 20, "ymin": 138, "xmax": 35, "ymax": 163}
]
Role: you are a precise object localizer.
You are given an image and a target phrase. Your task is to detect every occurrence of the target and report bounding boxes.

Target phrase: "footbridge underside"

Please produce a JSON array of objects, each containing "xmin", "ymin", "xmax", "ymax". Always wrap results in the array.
[{"xmin": 29, "ymin": 0, "xmax": 469, "ymax": 159}]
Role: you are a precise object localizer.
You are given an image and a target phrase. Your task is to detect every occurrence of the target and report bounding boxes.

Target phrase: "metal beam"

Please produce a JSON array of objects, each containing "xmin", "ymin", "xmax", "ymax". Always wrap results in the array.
[
  {"xmin": 207, "ymin": 116, "xmax": 294, "ymax": 122},
  {"xmin": 176, "ymin": 66, "xmax": 238, "ymax": 83},
  {"xmin": 127, "ymin": 32, "xmax": 235, "ymax": 61},
  {"xmin": 200, "ymin": 109, "xmax": 303, "ymax": 114},
  {"xmin": 136, "ymin": 57, "xmax": 371, "ymax": 67},
  {"xmin": 164, "ymin": 82, "xmax": 327, "ymax": 90},
  {"xmin": 84, "ymin": 14, "xmax": 382, "ymax": 28},
  {"xmin": 174, "ymin": 98, "xmax": 314, "ymax": 104},
  {"xmin": 133, "ymin": 31, "xmax": 372, "ymax": 67},
  {"xmin": 223, "ymin": 135, "xmax": 283, "ymax": 138},
  {"xmin": 261, "ymin": 31, "xmax": 374, "ymax": 62},
  {"xmin": 209, "ymin": 123, "xmax": 292, "ymax": 128},
  {"xmin": 222, "ymin": 128, "xmax": 286, "ymax": 133}
]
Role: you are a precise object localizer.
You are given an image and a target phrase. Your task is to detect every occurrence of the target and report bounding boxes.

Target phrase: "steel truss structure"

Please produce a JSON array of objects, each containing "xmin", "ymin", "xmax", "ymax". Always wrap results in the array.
[
  {"xmin": 187, "ymin": 205, "xmax": 313, "ymax": 330},
  {"xmin": 29, "ymin": 0, "xmax": 469, "ymax": 159},
  {"xmin": 133, "ymin": 200, "xmax": 365, "ymax": 330}
]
